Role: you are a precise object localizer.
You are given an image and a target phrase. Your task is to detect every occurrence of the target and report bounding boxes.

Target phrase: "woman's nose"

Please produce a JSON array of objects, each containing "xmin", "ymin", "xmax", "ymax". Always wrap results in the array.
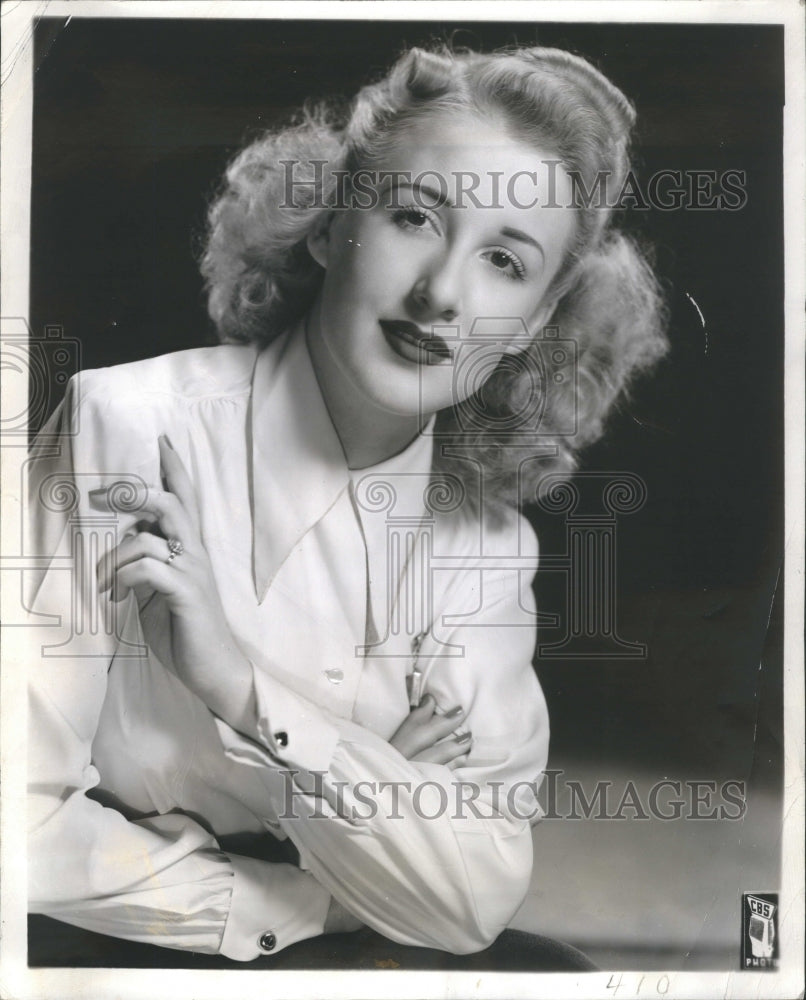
[{"xmin": 410, "ymin": 255, "xmax": 462, "ymax": 323}]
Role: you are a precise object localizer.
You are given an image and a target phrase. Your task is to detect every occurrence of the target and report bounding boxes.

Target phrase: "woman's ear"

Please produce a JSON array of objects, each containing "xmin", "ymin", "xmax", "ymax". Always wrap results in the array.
[{"xmin": 306, "ymin": 213, "xmax": 334, "ymax": 269}]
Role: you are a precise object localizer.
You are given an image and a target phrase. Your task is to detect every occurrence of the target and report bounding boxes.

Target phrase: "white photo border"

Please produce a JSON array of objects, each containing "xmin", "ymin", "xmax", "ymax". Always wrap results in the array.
[{"xmin": 1, "ymin": 2, "xmax": 803, "ymax": 998}]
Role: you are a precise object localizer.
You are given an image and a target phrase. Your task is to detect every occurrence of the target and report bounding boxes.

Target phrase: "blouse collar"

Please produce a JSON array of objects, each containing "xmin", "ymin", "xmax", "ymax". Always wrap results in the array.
[{"xmin": 249, "ymin": 324, "xmax": 434, "ymax": 605}]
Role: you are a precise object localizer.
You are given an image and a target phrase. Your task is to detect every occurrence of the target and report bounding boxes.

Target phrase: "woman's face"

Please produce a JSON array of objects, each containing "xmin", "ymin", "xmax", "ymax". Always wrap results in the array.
[{"xmin": 307, "ymin": 111, "xmax": 576, "ymax": 422}]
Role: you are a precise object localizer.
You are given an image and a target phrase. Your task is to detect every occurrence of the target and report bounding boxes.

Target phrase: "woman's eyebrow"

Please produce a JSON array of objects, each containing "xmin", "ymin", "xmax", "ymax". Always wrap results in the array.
[
  {"xmin": 394, "ymin": 180, "xmax": 452, "ymax": 207},
  {"xmin": 499, "ymin": 226, "xmax": 545, "ymax": 261}
]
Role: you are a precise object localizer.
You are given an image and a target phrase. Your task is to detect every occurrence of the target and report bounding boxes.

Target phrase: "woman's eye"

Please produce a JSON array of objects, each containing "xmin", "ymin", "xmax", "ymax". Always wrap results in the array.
[
  {"xmin": 484, "ymin": 248, "xmax": 526, "ymax": 281},
  {"xmin": 391, "ymin": 207, "xmax": 437, "ymax": 233}
]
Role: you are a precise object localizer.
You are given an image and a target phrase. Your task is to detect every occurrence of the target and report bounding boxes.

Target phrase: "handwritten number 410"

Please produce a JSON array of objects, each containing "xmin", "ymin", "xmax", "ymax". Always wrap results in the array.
[{"xmin": 606, "ymin": 974, "xmax": 671, "ymax": 995}]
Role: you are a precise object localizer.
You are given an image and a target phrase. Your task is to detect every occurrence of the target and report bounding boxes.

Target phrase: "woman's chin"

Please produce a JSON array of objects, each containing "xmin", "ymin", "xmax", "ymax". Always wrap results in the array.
[{"xmin": 360, "ymin": 362, "xmax": 452, "ymax": 418}]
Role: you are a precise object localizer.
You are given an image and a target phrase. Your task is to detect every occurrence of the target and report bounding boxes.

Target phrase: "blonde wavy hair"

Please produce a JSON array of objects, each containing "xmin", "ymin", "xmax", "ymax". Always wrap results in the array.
[{"xmin": 201, "ymin": 44, "xmax": 668, "ymax": 517}]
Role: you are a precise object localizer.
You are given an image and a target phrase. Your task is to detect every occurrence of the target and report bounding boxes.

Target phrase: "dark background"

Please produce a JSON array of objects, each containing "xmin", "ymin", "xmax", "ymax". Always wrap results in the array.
[{"xmin": 30, "ymin": 18, "xmax": 783, "ymax": 799}]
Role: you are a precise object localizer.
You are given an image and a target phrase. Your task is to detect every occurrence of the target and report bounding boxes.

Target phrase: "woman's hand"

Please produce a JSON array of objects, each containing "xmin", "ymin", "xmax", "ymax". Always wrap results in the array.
[
  {"xmin": 390, "ymin": 695, "xmax": 472, "ymax": 769},
  {"xmin": 95, "ymin": 435, "xmax": 256, "ymax": 732}
]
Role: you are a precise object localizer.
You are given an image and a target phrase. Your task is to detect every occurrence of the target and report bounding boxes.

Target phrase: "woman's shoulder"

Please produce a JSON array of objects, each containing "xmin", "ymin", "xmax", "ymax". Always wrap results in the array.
[
  {"xmin": 68, "ymin": 343, "xmax": 260, "ymax": 407},
  {"xmin": 429, "ymin": 505, "xmax": 540, "ymax": 625},
  {"xmin": 434, "ymin": 505, "xmax": 539, "ymax": 561}
]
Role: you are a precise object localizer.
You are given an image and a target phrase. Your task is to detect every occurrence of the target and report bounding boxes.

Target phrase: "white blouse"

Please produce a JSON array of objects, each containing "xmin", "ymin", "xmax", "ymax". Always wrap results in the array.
[{"xmin": 26, "ymin": 325, "xmax": 549, "ymax": 961}]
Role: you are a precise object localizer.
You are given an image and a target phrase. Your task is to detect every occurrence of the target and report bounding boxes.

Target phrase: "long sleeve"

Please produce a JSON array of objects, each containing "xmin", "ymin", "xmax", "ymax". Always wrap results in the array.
[
  {"xmin": 26, "ymin": 370, "xmax": 330, "ymax": 958},
  {"xmin": 217, "ymin": 521, "xmax": 548, "ymax": 954}
]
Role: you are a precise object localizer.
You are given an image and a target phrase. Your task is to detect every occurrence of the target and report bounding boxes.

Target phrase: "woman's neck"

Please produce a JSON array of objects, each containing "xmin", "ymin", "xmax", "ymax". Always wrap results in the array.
[{"xmin": 304, "ymin": 306, "xmax": 426, "ymax": 470}]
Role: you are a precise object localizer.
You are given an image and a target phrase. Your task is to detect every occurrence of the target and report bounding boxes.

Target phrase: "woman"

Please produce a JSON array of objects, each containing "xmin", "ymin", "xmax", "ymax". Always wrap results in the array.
[{"xmin": 27, "ymin": 44, "xmax": 666, "ymax": 962}]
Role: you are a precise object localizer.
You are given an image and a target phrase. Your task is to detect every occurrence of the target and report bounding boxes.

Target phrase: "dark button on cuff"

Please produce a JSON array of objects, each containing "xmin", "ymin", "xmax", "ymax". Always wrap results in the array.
[
  {"xmin": 258, "ymin": 930, "xmax": 277, "ymax": 952},
  {"xmin": 274, "ymin": 731, "xmax": 288, "ymax": 748}
]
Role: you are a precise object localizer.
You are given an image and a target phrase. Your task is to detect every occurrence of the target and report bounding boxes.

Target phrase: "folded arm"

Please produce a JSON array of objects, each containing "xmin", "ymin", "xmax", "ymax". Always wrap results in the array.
[{"xmin": 214, "ymin": 538, "xmax": 549, "ymax": 954}]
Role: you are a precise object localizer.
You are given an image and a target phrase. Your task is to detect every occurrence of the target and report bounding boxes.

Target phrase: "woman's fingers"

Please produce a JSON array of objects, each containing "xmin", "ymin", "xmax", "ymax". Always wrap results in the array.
[
  {"xmin": 97, "ymin": 531, "xmax": 170, "ymax": 593},
  {"xmin": 133, "ymin": 487, "xmax": 194, "ymax": 546},
  {"xmin": 389, "ymin": 696, "xmax": 468, "ymax": 759},
  {"xmin": 115, "ymin": 556, "xmax": 182, "ymax": 604},
  {"xmin": 97, "ymin": 528, "xmax": 198, "ymax": 608},
  {"xmin": 89, "ymin": 482, "xmax": 193, "ymax": 546},
  {"xmin": 446, "ymin": 752, "xmax": 471, "ymax": 772},
  {"xmin": 388, "ymin": 695, "xmax": 434, "ymax": 755},
  {"xmin": 88, "ymin": 438, "xmax": 201, "ymax": 545},
  {"xmin": 408, "ymin": 694, "xmax": 436, "ymax": 723},
  {"xmin": 409, "ymin": 706, "xmax": 466, "ymax": 754},
  {"xmin": 412, "ymin": 733, "xmax": 473, "ymax": 766},
  {"xmin": 158, "ymin": 436, "xmax": 201, "ymax": 532}
]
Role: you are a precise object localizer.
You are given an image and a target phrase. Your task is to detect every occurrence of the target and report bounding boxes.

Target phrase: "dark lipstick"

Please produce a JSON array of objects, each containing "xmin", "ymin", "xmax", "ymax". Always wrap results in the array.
[{"xmin": 379, "ymin": 320, "xmax": 453, "ymax": 363}]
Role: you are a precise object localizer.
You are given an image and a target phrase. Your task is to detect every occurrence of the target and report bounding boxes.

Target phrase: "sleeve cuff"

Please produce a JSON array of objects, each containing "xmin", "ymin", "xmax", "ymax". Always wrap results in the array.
[
  {"xmin": 219, "ymin": 854, "xmax": 331, "ymax": 961},
  {"xmin": 214, "ymin": 660, "xmax": 339, "ymax": 774}
]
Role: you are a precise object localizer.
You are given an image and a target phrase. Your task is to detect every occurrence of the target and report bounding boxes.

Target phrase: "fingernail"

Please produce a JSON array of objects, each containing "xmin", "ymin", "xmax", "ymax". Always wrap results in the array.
[
  {"xmin": 446, "ymin": 705, "xmax": 463, "ymax": 718},
  {"xmin": 456, "ymin": 732, "xmax": 472, "ymax": 744},
  {"xmin": 88, "ymin": 488, "xmax": 111, "ymax": 511}
]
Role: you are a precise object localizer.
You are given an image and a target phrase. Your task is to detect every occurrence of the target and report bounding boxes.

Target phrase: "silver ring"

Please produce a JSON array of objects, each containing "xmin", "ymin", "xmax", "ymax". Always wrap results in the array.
[{"xmin": 166, "ymin": 537, "xmax": 184, "ymax": 564}]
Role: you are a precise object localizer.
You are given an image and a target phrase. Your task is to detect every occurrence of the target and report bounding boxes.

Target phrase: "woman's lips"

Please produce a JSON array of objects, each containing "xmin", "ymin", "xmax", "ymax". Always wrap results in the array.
[{"xmin": 379, "ymin": 320, "xmax": 454, "ymax": 364}]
